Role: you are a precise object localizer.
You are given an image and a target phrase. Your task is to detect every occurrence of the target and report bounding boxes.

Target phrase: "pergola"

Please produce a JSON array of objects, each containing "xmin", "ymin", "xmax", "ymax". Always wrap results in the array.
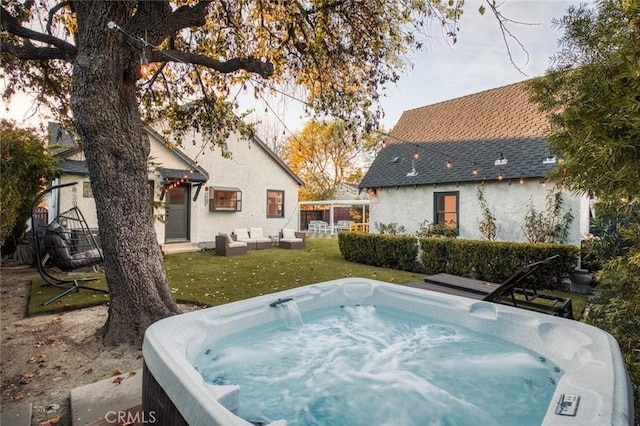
[{"xmin": 298, "ymin": 199, "xmax": 370, "ymax": 234}]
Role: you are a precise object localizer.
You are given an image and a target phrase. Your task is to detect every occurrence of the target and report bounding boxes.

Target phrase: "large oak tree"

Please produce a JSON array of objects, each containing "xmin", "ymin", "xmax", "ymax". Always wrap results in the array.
[{"xmin": 2, "ymin": 0, "xmax": 507, "ymax": 346}]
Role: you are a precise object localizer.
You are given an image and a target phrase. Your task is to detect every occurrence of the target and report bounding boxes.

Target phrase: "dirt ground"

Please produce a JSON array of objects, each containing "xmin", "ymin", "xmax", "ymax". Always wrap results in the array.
[{"xmin": 0, "ymin": 266, "xmax": 194, "ymax": 426}]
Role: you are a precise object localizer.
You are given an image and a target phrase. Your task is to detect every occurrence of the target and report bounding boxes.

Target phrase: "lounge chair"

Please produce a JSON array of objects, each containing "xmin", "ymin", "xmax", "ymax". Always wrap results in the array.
[
  {"xmin": 279, "ymin": 228, "xmax": 306, "ymax": 249},
  {"xmin": 215, "ymin": 234, "xmax": 248, "ymax": 256},
  {"xmin": 406, "ymin": 255, "xmax": 574, "ymax": 319}
]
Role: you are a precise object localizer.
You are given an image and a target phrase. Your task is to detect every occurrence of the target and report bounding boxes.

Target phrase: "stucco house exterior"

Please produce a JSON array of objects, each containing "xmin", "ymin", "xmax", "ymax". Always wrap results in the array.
[
  {"xmin": 49, "ymin": 122, "xmax": 304, "ymax": 252},
  {"xmin": 359, "ymin": 82, "xmax": 590, "ymax": 246}
]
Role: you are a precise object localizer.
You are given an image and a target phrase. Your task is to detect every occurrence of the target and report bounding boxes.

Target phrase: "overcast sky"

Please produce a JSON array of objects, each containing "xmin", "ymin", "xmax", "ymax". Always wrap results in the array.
[{"xmin": 2, "ymin": 0, "xmax": 576, "ymax": 134}]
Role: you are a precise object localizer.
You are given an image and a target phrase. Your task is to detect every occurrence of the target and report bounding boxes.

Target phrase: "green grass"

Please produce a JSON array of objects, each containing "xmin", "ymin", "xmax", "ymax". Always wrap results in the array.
[{"xmin": 28, "ymin": 238, "xmax": 586, "ymax": 318}]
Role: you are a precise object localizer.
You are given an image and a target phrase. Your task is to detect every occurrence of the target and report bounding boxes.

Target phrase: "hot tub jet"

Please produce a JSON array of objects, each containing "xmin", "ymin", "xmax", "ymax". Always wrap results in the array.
[{"xmin": 269, "ymin": 297, "xmax": 294, "ymax": 307}]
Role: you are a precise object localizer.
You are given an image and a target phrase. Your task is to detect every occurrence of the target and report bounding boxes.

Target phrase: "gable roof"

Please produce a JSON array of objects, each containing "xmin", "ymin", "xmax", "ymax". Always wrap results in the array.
[
  {"xmin": 361, "ymin": 81, "xmax": 555, "ymax": 188},
  {"xmin": 388, "ymin": 81, "xmax": 547, "ymax": 143}
]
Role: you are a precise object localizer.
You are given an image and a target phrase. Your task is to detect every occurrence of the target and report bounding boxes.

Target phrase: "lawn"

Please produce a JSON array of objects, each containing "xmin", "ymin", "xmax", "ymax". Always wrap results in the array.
[{"xmin": 28, "ymin": 238, "xmax": 586, "ymax": 317}]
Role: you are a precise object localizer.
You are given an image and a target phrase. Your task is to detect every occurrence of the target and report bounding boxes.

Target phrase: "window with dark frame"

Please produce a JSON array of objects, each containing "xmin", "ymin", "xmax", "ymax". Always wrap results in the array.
[
  {"xmin": 434, "ymin": 192, "xmax": 459, "ymax": 229},
  {"xmin": 82, "ymin": 181, "xmax": 93, "ymax": 198},
  {"xmin": 267, "ymin": 190, "xmax": 284, "ymax": 218},
  {"xmin": 209, "ymin": 188, "xmax": 242, "ymax": 212}
]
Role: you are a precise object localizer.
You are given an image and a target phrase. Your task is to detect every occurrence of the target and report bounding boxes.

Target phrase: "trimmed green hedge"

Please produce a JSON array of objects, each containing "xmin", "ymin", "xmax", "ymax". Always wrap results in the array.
[
  {"xmin": 338, "ymin": 231, "xmax": 419, "ymax": 272},
  {"xmin": 338, "ymin": 232, "xmax": 579, "ymax": 289},
  {"xmin": 420, "ymin": 238, "xmax": 579, "ymax": 289}
]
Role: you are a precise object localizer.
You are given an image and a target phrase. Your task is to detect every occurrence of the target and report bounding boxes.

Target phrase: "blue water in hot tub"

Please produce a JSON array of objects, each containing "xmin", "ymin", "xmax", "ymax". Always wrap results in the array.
[{"xmin": 193, "ymin": 304, "xmax": 562, "ymax": 426}]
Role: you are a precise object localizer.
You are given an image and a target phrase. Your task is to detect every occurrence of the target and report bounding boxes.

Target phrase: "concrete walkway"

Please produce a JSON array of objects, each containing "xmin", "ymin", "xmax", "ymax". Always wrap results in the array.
[{"xmin": 70, "ymin": 369, "xmax": 142, "ymax": 425}]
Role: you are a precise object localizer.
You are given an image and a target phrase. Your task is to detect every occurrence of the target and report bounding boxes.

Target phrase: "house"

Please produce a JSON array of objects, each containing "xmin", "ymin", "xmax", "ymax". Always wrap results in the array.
[
  {"xmin": 49, "ymin": 122, "xmax": 304, "ymax": 252},
  {"xmin": 359, "ymin": 82, "xmax": 590, "ymax": 245}
]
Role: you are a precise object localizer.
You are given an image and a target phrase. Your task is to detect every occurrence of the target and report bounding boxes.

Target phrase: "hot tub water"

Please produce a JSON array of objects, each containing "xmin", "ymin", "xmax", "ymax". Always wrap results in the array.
[{"xmin": 193, "ymin": 304, "xmax": 563, "ymax": 426}]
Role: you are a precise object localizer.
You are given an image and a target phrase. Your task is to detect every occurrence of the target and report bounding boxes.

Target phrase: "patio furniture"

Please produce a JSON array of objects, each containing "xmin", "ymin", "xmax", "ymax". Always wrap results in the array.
[
  {"xmin": 279, "ymin": 228, "xmax": 306, "ymax": 249},
  {"xmin": 335, "ymin": 220, "xmax": 353, "ymax": 232},
  {"xmin": 30, "ymin": 182, "xmax": 108, "ymax": 306},
  {"xmin": 232, "ymin": 228, "xmax": 271, "ymax": 250},
  {"xmin": 307, "ymin": 220, "xmax": 329, "ymax": 233},
  {"xmin": 407, "ymin": 255, "xmax": 574, "ymax": 319},
  {"xmin": 215, "ymin": 234, "xmax": 248, "ymax": 256}
]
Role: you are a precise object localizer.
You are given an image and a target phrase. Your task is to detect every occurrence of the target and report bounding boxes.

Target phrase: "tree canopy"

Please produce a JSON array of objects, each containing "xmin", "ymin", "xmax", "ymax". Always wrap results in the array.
[
  {"xmin": 526, "ymin": 0, "xmax": 640, "ymax": 202},
  {"xmin": 0, "ymin": 119, "xmax": 58, "ymax": 253},
  {"xmin": 1, "ymin": 0, "xmax": 513, "ymax": 346},
  {"xmin": 283, "ymin": 120, "xmax": 382, "ymax": 200}
]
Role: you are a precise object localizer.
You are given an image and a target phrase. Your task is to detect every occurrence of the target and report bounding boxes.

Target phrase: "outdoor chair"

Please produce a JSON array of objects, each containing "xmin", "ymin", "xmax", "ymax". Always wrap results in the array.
[
  {"xmin": 407, "ymin": 255, "xmax": 574, "ymax": 319},
  {"xmin": 279, "ymin": 228, "xmax": 306, "ymax": 250},
  {"xmin": 215, "ymin": 234, "xmax": 248, "ymax": 256},
  {"xmin": 31, "ymin": 182, "xmax": 108, "ymax": 306}
]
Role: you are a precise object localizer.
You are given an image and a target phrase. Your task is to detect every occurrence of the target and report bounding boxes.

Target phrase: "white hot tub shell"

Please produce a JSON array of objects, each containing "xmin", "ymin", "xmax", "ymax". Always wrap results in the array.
[{"xmin": 142, "ymin": 278, "xmax": 634, "ymax": 425}]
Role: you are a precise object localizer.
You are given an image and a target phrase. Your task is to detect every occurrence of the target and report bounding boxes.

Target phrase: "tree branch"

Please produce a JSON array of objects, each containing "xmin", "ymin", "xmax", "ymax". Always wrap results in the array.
[
  {"xmin": 46, "ymin": 1, "xmax": 72, "ymax": 35},
  {"xmin": 151, "ymin": 50, "xmax": 274, "ymax": 79},
  {"xmin": 1, "ymin": 6, "xmax": 76, "ymax": 59},
  {"xmin": 164, "ymin": 0, "xmax": 213, "ymax": 35},
  {"xmin": 0, "ymin": 41, "xmax": 72, "ymax": 61}
]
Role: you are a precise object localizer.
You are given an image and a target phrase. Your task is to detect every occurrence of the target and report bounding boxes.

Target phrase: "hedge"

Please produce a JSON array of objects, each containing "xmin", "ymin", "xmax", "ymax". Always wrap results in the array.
[
  {"xmin": 338, "ymin": 232, "xmax": 419, "ymax": 272},
  {"xmin": 338, "ymin": 232, "xmax": 579, "ymax": 290},
  {"xmin": 420, "ymin": 238, "xmax": 579, "ymax": 290}
]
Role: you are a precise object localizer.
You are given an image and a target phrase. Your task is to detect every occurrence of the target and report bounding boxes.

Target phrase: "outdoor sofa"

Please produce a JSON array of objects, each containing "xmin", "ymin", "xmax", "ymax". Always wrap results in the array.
[
  {"xmin": 232, "ymin": 227, "xmax": 272, "ymax": 250},
  {"xmin": 215, "ymin": 234, "xmax": 248, "ymax": 256},
  {"xmin": 279, "ymin": 228, "xmax": 306, "ymax": 250}
]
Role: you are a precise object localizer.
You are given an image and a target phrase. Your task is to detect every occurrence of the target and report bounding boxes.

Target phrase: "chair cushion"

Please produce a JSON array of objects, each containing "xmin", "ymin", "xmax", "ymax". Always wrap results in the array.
[
  {"xmin": 280, "ymin": 237, "xmax": 303, "ymax": 243},
  {"xmin": 233, "ymin": 228, "xmax": 250, "ymax": 241},
  {"xmin": 282, "ymin": 228, "xmax": 296, "ymax": 239},
  {"xmin": 229, "ymin": 241, "xmax": 247, "ymax": 248},
  {"xmin": 250, "ymin": 227, "xmax": 264, "ymax": 238},
  {"xmin": 219, "ymin": 232, "xmax": 234, "ymax": 245}
]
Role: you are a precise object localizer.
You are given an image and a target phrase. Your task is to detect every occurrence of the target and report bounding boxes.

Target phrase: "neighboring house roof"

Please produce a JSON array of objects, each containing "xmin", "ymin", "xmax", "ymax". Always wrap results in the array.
[
  {"xmin": 360, "ymin": 81, "xmax": 555, "ymax": 189},
  {"xmin": 48, "ymin": 122, "xmax": 80, "ymax": 156},
  {"xmin": 56, "ymin": 159, "xmax": 88, "ymax": 175}
]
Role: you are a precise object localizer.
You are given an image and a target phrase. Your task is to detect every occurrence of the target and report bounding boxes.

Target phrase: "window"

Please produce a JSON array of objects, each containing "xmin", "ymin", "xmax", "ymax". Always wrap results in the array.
[
  {"xmin": 434, "ymin": 192, "xmax": 459, "ymax": 229},
  {"xmin": 267, "ymin": 190, "xmax": 284, "ymax": 218},
  {"xmin": 209, "ymin": 187, "xmax": 242, "ymax": 212},
  {"xmin": 82, "ymin": 181, "xmax": 93, "ymax": 198}
]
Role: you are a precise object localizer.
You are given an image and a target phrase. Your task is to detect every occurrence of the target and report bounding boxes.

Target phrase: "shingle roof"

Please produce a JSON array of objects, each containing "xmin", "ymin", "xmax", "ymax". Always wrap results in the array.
[
  {"xmin": 361, "ymin": 81, "xmax": 554, "ymax": 188},
  {"xmin": 159, "ymin": 168, "xmax": 208, "ymax": 183},
  {"xmin": 388, "ymin": 81, "xmax": 547, "ymax": 143},
  {"xmin": 359, "ymin": 138, "xmax": 556, "ymax": 188},
  {"xmin": 56, "ymin": 159, "xmax": 88, "ymax": 175}
]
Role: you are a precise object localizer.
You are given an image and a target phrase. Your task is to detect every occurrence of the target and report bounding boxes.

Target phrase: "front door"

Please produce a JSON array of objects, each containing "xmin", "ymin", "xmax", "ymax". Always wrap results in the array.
[{"xmin": 165, "ymin": 185, "xmax": 190, "ymax": 241}]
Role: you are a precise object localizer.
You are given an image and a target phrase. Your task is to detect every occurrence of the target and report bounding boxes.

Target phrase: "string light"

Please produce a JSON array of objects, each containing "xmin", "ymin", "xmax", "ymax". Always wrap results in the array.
[
  {"xmin": 519, "ymin": 177, "xmax": 525, "ymax": 185},
  {"xmin": 140, "ymin": 50, "xmax": 150, "ymax": 78},
  {"xmin": 497, "ymin": 172, "xmax": 503, "ymax": 181},
  {"xmin": 446, "ymin": 160, "xmax": 452, "ymax": 169},
  {"xmin": 413, "ymin": 151, "xmax": 419, "ymax": 160}
]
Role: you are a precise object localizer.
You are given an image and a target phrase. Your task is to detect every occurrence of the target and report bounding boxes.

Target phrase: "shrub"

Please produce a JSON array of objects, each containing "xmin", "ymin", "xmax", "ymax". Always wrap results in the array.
[
  {"xmin": 374, "ymin": 222, "xmax": 406, "ymax": 235},
  {"xmin": 476, "ymin": 184, "xmax": 498, "ymax": 241},
  {"xmin": 586, "ymin": 256, "xmax": 640, "ymax": 419},
  {"xmin": 415, "ymin": 219, "xmax": 458, "ymax": 238},
  {"xmin": 339, "ymin": 232, "xmax": 418, "ymax": 271},
  {"xmin": 521, "ymin": 188, "xmax": 574, "ymax": 243},
  {"xmin": 418, "ymin": 238, "xmax": 579, "ymax": 289}
]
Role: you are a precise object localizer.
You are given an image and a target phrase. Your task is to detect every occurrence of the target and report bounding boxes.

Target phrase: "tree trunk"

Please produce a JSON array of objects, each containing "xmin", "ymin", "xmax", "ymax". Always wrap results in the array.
[{"xmin": 71, "ymin": 3, "xmax": 180, "ymax": 347}]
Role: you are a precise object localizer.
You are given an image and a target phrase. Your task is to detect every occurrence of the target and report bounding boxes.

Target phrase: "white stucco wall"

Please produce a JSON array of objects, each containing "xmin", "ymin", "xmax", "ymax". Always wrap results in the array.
[
  {"xmin": 369, "ymin": 180, "xmax": 587, "ymax": 245},
  {"xmin": 53, "ymin": 129, "xmax": 301, "ymax": 247},
  {"xmin": 152, "ymin": 130, "xmax": 301, "ymax": 247}
]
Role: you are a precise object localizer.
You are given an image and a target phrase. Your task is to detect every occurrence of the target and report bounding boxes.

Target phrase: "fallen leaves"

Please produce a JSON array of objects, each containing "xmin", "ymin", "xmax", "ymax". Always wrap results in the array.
[{"xmin": 39, "ymin": 415, "xmax": 61, "ymax": 425}]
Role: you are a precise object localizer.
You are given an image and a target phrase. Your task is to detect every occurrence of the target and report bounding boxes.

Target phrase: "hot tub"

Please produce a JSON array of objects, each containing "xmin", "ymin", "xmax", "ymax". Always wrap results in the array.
[{"xmin": 142, "ymin": 278, "xmax": 633, "ymax": 425}]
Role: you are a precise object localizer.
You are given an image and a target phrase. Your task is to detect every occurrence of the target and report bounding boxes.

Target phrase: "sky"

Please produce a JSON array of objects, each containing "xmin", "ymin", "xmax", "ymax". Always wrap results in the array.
[{"xmin": 2, "ymin": 0, "xmax": 576, "ymax": 135}]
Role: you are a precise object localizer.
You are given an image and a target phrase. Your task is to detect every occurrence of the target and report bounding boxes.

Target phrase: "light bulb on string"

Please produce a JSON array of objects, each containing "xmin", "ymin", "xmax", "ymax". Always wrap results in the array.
[
  {"xmin": 498, "ymin": 172, "xmax": 503, "ymax": 181},
  {"xmin": 446, "ymin": 160, "xmax": 452, "ymax": 169}
]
